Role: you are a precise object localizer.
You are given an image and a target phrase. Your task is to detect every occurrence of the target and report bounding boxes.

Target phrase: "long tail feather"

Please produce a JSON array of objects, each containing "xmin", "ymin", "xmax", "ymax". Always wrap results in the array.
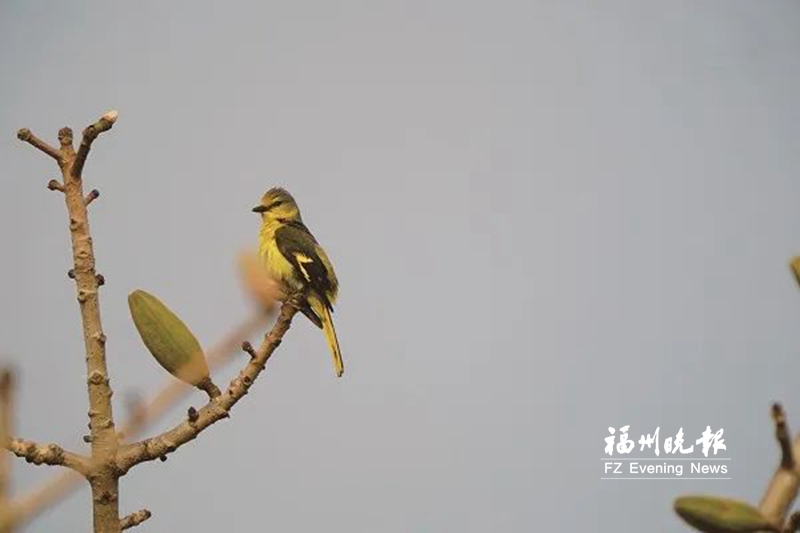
[{"xmin": 311, "ymin": 297, "xmax": 344, "ymax": 377}]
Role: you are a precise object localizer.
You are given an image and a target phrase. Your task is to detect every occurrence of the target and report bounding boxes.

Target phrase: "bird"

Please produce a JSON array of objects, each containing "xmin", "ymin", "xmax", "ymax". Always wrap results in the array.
[{"xmin": 252, "ymin": 187, "xmax": 344, "ymax": 377}]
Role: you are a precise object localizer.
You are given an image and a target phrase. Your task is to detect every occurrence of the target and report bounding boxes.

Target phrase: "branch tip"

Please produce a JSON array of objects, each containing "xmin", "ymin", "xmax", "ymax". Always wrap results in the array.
[
  {"xmin": 67, "ymin": 269, "xmax": 76, "ymax": 279},
  {"xmin": 102, "ymin": 110, "xmax": 119, "ymax": 124},
  {"xmin": 85, "ymin": 189, "xmax": 100, "ymax": 206},
  {"xmin": 772, "ymin": 403, "xmax": 794, "ymax": 469},
  {"xmin": 73, "ymin": 109, "xmax": 118, "ymax": 178},
  {"xmin": 120, "ymin": 508, "xmax": 151, "ymax": 530},
  {"xmin": 242, "ymin": 341, "xmax": 256, "ymax": 359},
  {"xmin": 16, "ymin": 128, "xmax": 61, "ymax": 161},
  {"xmin": 46, "ymin": 179, "xmax": 65, "ymax": 193},
  {"xmin": 57, "ymin": 127, "xmax": 73, "ymax": 152},
  {"xmin": 6, "ymin": 438, "xmax": 88, "ymax": 474}
]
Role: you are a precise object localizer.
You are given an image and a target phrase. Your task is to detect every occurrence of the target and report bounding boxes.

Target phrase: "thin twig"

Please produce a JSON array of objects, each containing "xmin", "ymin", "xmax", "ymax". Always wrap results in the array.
[
  {"xmin": 72, "ymin": 111, "xmax": 117, "ymax": 179},
  {"xmin": 5, "ymin": 439, "xmax": 89, "ymax": 475},
  {"xmin": 47, "ymin": 180, "xmax": 65, "ymax": 193},
  {"xmin": 2, "ymin": 312, "xmax": 267, "ymax": 531},
  {"xmin": 16, "ymin": 129, "xmax": 61, "ymax": 162},
  {"xmin": 241, "ymin": 341, "xmax": 256, "ymax": 359},
  {"xmin": 120, "ymin": 509, "xmax": 151, "ymax": 530},
  {"xmin": 114, "ymin": 312, "xmax": 269, "ymax": 441},
  {"xmin": 117, "ymin": 302, "xmax": 299, "ymax": 472},
  {"xmin": 759, "ymin": 405, "xmax": 800, "ymax": 528},
  {"xmin": 85, "ymin": 189, "xmax": 100, "ymax": 206},
  {"xmin": 774, "ymin": 404, "xmax": 794, "ymax": 469}
]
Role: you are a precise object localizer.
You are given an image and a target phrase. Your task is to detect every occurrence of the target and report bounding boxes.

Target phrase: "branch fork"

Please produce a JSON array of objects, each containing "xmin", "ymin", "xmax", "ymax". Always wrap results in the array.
[
  {"xmin": 14, "ymin": 111, "xmax": 124, "ymax": 532},
  {"xmin": 11, "ymin": 110, "xmax": 302, "ymax": 532}
]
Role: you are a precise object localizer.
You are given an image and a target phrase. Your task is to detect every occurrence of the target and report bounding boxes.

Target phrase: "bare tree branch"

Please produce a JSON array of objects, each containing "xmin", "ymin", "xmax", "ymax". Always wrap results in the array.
[
  {"xmin": 774, "ymin": 404, "xmax": 794, "ymax": 469},
  {"xmin": 85, "ymin": 189, "xmax": 100, "ymax": 206},
  {"xmin": 5, "ymin": 439, "xmax": 89, "ymax": 476},
  {"xmin": 61, "ymin": 112, "xmax": 121, "ymax": 532},
  {"xmin": 14, "ymin": 110, "xmax": 296, "ymax": 533},
  {"xmin": 117, "ymin": 301, "xmax": 299, "ymax": 472},
  {"xmin": 120, "ymin": 509, "xmax": 151, "ymax": 530},
  {"xmin": 47, "ymin": 179, "xmax": 65, "ymax": 193},
  {"xmin": 16, "ymin": 129, "xmax": 61, "ymax": 162},
  {"xmin": 2, "ymin": 312, "xmax": 268, "ymax": 530},
  {"xmin": 72, "ymin": 111, "xmax": 117, "ymax": 179},
  {"xmin": 759, "ymin": 404, "xmax": 800, "ymax": 528},
  {"xmin": 18, "ymin": 111, "xmax": 122, "ymax": 532}
]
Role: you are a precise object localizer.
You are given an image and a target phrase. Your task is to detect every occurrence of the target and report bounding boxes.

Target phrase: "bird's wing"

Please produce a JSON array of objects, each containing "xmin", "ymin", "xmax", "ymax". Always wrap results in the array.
[{"xmin": 275, "ymin": 223, "xmax": 336, "ymax": 309}]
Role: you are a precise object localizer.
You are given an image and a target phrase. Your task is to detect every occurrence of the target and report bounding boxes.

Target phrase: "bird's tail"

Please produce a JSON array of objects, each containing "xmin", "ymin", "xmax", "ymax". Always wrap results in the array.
[{"xmin": 311, "ymin": 296, "xmax": 344, "ymax": 378}]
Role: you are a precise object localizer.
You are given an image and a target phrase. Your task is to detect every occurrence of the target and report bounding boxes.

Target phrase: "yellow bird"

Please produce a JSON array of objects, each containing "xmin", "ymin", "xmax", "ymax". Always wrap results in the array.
[{"xmin": 252, "ymin": 188, "xmax": 343, "ymax": 377}]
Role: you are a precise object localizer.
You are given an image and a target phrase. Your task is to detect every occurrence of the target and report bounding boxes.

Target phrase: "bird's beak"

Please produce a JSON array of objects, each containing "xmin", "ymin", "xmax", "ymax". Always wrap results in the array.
[{"xmin": 252, "ymin": 205, "xmax": 267, "ymax": 213}]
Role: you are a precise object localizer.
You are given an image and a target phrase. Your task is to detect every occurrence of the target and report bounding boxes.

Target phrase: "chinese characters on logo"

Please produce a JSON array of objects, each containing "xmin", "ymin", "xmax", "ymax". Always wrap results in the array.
[{"xmin": 604, "ymin": 426, "xmax": 726, "ymax": 457}]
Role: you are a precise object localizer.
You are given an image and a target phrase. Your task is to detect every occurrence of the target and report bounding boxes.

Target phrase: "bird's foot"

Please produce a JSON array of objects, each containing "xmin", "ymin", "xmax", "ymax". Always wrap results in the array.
[{"xmin": 286, "ymin": 289, "xmax": 308, "ymax": 310}]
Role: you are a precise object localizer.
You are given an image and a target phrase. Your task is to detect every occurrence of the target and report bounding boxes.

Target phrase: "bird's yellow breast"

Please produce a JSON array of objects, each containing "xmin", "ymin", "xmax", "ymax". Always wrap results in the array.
[{"xmin": 258, "ymin": 222, "xmax": 304, "ymax": 291}]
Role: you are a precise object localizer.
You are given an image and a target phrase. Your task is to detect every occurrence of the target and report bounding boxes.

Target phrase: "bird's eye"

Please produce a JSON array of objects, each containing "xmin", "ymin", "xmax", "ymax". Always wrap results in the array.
[{"xmin": 264, "ymin": 200, "xmax": 284, "ymax": 211}]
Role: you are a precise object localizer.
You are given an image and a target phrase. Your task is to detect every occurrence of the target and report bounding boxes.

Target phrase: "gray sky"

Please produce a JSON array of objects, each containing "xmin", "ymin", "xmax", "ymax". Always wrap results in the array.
[{"xmin": 3, "ymin": 1, "xmax": 800, "ymax": 531}]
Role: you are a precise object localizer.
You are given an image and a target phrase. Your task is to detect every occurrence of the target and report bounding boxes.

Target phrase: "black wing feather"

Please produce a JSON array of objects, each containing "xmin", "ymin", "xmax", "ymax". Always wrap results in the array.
[
  {"xmin": 275, "ymin": 223, "xmax": 334, "ymax": 310},
  {"xmin": 300, "ymin": 306, "xmax": 324, "ymax": 329}
]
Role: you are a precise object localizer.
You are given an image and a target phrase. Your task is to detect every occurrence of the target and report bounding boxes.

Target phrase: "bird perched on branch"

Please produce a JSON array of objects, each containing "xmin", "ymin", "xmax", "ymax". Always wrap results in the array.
[{"xmin": 252, "ymin": 187, "xmax": 344, "ymax": 377}]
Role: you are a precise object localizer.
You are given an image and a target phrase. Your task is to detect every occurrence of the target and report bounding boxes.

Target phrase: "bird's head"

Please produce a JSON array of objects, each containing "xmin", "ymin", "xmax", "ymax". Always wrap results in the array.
[{"xmin": 252, "ymin": 187, "xmax": 302, "ymax": 222}]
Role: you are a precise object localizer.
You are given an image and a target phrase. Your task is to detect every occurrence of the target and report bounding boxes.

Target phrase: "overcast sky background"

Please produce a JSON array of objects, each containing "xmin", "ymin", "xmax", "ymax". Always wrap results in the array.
[{"xmin": 2, "ymin": 1, "xmax": 800, "ymax": 531}]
